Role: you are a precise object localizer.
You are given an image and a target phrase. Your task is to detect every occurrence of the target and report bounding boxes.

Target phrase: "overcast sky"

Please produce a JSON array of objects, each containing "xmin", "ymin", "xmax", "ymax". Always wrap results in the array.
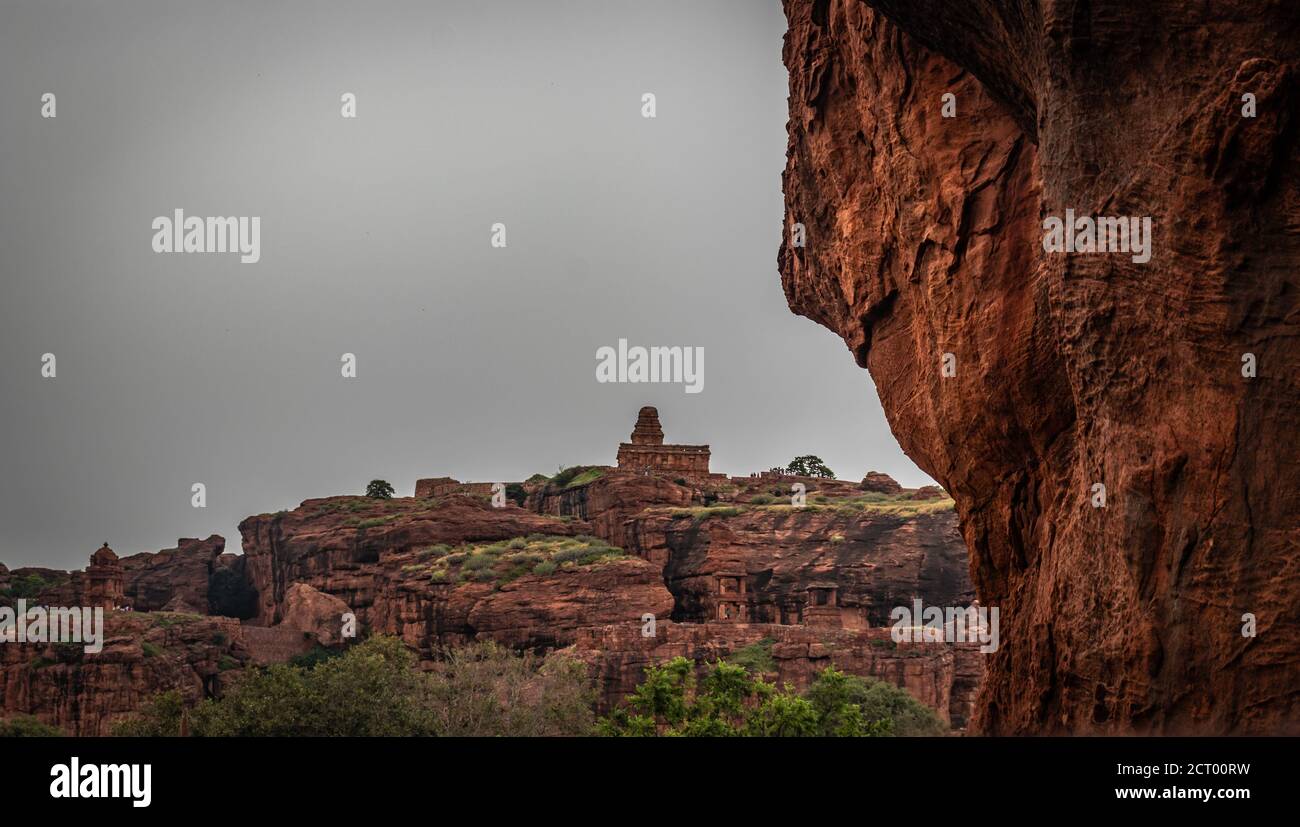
[{"xmin": 0, "ymin": 0, "xmax": 934, "ymax": 569}]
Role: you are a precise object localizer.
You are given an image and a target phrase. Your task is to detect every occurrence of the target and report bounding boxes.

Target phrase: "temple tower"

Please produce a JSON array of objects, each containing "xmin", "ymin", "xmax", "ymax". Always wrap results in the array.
[
  {"xmin": 616, "ymin": 406, "xmax": 713, "ymax": 481},
  {"xmin": 629, "ymin": 406, "xmax": 665, "ymax": 445}
]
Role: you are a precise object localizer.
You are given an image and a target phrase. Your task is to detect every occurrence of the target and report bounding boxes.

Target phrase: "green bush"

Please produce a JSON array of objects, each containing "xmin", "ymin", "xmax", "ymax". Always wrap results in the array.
[
  {"xmin": 532, "ymin": 561, "xmax": 558, "ymax": 576},
  {"xmin": 113, "ymin": 637, "xmax": 594, "ymax": 737},
  {"xmin": 550, "ymin": 466, "xmax": 605, "ymax": 489},
  {"xmin": 505, "ymin": 483, "xmax": 528, "ymax": 506},
  {"xmin": 598, "ymin": 662, "xmax": 935, "ymax": 738},
  {"xmin": 462, "ymin": 553, "xmax": 494, "ymax": 571},
  {"xmin": 288, "ymin": 646, "xmax": 344, "ymax": 670},
  {"xmin": 552, "ymin": 547, "xmax": 588, "ymax": 565},
  {"xmin": 0, "ymin": 573, "xmax": 56, "ymax": 602},
  {"xmin": 365, "ymin": 480, "xmax": 395, "ymax": 499},
  {"xmin": 727, "ymin": 638, "xmax": 776, "ymax": 674},
  {"xmin": 110, "ymin": 691, "xmax": 185, "ymax": 737},
  {"xmin": 0, "ymin": 715, "xmax": 63, "ymax": 737}
]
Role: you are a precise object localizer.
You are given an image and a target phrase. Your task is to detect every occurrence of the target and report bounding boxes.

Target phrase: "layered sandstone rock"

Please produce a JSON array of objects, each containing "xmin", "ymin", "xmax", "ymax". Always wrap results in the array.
[
  {"xmin": 780, "ymin": 0, "xmax": 1300, "ymax": 733},
  {"xmin": 238, "ymin": 494, "xmax": 674, "ymax": 657},
  {"xmin": 0, "ymin": 613, "xmax": 249, "ymax": 736},
  {"xmin": 120, "ymin": 535, "xmax": 226, "ymax": 613},
  {"xmin": 528, "ymin": 470, "xmax": 695, "ymax": 543},
  {"xmin": 280, "ymin": 583, "xmax": 353, "ymax": 646},
  {"xmin": 394, "ymin": 558, "xmax": 674, "ymax": 654},
  {"xmin": 238, "ymin": 494, "xmax": 587, "ymax": 626},
  {"xmin": 2, "ymin": 477, "xmax": 982, "ymax": 731},
  {"xmin": 623, "ymin": 499, "xmax": 973, "ymax": 629},
  {"xmin": 860, "ymin": 471, "xmax": 903, "ymax": 494}
]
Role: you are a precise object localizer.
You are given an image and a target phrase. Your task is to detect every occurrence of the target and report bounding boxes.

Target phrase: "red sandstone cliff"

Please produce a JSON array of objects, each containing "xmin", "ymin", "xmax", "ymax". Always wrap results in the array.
[
  {"xmin": 625, "ymin": 499, "xmax": 972, "ymax": 629},
  {"xmin": 2, "ymin": 478, "xmax": 980, "ymax": 733},
  {"xmin": 780, "ymin": 0, "xmax": 1300, "ymax": 733},
  {"xmin": 237, "ymin": 494, "xmax": 675, "ymax": 655},
  {"xmin": 120, "ymin": 535, "xmax": 226, "ymax": 613},
  {"xmin": 0, "ymin": 613, "xmax": 251, "ymax": 736}
]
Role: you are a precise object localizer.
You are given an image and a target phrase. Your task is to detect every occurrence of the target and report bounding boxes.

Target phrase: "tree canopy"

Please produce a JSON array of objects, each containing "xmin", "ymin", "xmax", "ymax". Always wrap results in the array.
[
  {"xmin": 596, "ymin": 658, "xmax": 945, "ymax": 737},
  {"xmin": 783, "ymin": 456, "xmax": 836, "ymax": 478}
]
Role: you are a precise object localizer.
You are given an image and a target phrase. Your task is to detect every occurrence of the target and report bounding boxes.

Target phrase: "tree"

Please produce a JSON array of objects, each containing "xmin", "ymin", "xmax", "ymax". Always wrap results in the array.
[
  {"xmin": 0, "ymin": 715, "xmax": 63, "ymax": 737},
  {"xmin": 110, "ymin": 691, "xmax": 186, "ymax": 737},
  {"xmin": 597, "ymin": 661, "xmax": 919, "ymax": 737},
  {"xmin": 785, "ymin": 455, "xmax": 836, "ymax": 478},
  {"xmin": 111, "ymin": 637, "xmax": 594, "ymax": 737},
  {"xmin": 365, "ymin": 479, "xmax": 395, "ymax": 499},
  {"xmin": 424, "ymin": 641, "xmax": 594, "ymax": 736},
  {"xmin": 805, "ymin": 667, "xmax": 944, "ymax": 735}
]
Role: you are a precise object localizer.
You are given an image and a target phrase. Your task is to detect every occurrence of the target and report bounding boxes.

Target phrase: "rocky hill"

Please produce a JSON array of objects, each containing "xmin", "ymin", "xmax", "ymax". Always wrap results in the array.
[{"xmin": 0, "ymin": 469, "xmax": 980, "ymax": 734}]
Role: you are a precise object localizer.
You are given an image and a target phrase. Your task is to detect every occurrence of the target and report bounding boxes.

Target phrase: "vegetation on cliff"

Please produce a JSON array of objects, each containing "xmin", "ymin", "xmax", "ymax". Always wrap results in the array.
[
  {"xmin": 112, "ymin": 636, "xmax": 594, "ymax": 737},
  {"xmin": 596, "ymin": 658, "xmax": 946, "ymax": 737},
  {"xmin": 547, "ymin": 465, "xmax": 606, "ymax": 490},
  {"xmin": 413, "ymin": 534, "xmax": 626, "ymax": 585},
  {"xmin": 0, "ymin": 714, "xmax": 63, "ymax": 737}
]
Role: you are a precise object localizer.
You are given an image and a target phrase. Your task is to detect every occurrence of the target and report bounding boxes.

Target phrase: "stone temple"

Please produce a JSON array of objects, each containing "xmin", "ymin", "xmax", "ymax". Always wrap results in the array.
[{"xmin": 616, "ymin": 406, "xmax": 714, "ymax": 482}]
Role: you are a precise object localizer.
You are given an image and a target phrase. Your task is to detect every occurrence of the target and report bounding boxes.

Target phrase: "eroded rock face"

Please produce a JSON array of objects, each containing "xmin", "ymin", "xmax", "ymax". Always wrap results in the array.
[
  {"xmin": 624, "ymin": 504, "xmax": 973, "ymax": 629},
  {"xmin": 0, "ymin": 613, "xmax": 248, "ymax": 736},
  {"xmin": 280, "ymin": 583, "xmax": 353, "ymax": 646},
  {"xmin": 238, "ymin": 495, "xmax": 589, "ymax": 626},
  {"xmin": 780, "ymin": 0, "xmax": 1300, "ymax": 733},
  {"xmin": 528, "ymin": 470, "xmax": 694, "ymax": 543},
  {"xmin": 120, "ymin": 536, "xmax": 226, "ymax": 613},
  {"xmin": 238, "ymin": 495, "xmax": 674, "ymax": 656},
  {"xmin": 860, "ymin": 471, "xmax": 903, "ymax": 494}
]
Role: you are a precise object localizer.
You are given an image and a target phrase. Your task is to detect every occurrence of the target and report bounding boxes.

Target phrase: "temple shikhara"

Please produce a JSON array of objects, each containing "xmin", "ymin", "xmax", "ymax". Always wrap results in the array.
[{"xmin": 616, "ymin": 406, "xmax": 717, "ymax": 483}]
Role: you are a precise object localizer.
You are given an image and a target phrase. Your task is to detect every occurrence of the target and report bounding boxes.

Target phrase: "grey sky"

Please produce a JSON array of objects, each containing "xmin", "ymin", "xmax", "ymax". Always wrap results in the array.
[{"xmin": 0, "ymin": 0, "xmax": 934, "ymax": 569}]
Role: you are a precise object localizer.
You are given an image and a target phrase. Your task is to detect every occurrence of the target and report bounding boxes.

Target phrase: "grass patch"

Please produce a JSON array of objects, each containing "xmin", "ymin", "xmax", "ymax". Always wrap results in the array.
[
  {"xmin": 549, "ymin": 465, "xmax": 606, "ymax": 489},
  {"xmin": 666, "ymin": 505, "xmax": 746, "ymax": 520},
  {"xmin": 151, "ymin": 612, "xmax": 204, "ymax": 628},
  {"xmin": 728, "ymin": 638, "xmax": 777, "ymax": 675},
  {"xmin": 751, "ymin": 491, "xmax": 955, "ymax": 519},
  {"xmin": 428, "ymin": 534, "xmax": 626, "ymax": 585},
  {"xmin": 416, "ymin": 544, "xmax": 452, "ymax": 559}
]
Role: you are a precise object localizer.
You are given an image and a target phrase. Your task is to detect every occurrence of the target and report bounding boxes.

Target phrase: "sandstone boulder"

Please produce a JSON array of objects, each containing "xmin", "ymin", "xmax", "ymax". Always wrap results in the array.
[
  {"xmin": 859, "ymin": 471, "xmax": 903, "ymax": 494},
  {"xmin": 279, "ymin": 583, "xmax": 352, "ymax": 646}
]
